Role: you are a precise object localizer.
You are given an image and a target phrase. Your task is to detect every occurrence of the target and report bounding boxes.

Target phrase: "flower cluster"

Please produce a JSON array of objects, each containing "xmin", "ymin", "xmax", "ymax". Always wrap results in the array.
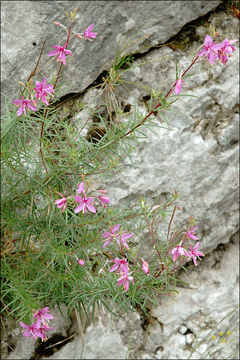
[
  {"xmin": 75, "ymin": 24, "xmax": 97, "ymax": 40},
  {"xmin": 170, "ymin": 226, "xmax": 204, "ymax": 266},
  {"xmin": 108, "ymin": 256, "xmax": 150, "ymax": 292},
  {"xmin": 13, "ymin": 22, "xmax": 97, "ymax": 117},
  {"xmin": 109, "ymin": 257, "xmax": 133, "ymax": 292},
  {"xmin": 174, "ymin": 35, "xmax": 238, "ymax": 95},
  {"xmin": 55, "ymin": 181, "xmax": 110, "ymax": 214},
  {"xmin": 47, "ymin": 43, "xmax": 72, "ymax": 65},
  {"xmin": 13, "ymin": 77, "xmax": 54, "ymax": 117},
  {"xmin": 102, "ymin": 224, "xmax": 133, "ymax": 250},
  {"xmin": 198, "ymin": 35, "xmax": 237, "ymax": 65},
  {"xmin": 19, "ymin": 307, "xmax": 54, "ymax": 341},
  {"xmin": 101, "ymin": 224, "xmax": 150, "ymax": 292}
]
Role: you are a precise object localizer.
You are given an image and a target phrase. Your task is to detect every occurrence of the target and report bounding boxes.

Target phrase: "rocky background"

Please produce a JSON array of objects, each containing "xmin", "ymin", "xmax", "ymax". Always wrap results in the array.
[{"xmin": 1, "ymin": 1, "xmax": 239, "ymax": 359}]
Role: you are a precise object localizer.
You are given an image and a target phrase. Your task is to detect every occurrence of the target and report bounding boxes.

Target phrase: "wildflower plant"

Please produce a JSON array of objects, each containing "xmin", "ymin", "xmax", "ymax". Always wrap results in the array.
[{"xmin": 1, "ymin": 8, "xmax": 238, "ymax": 342}]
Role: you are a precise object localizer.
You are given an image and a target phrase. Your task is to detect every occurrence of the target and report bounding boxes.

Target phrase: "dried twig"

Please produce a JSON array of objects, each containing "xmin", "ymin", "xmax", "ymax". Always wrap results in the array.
[{"xmin": 26, "ymin": 36, "xmax": 48, "ymax": 84}]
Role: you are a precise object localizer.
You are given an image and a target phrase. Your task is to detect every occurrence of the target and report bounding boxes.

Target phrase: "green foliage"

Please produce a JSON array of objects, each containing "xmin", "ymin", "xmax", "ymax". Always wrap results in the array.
[
  {"xmin": 1, "ymin": 14, "xmax": 201, "ymax": 326},
  {"xmin": 1, "ymin": 78, "xmax": 181, "ymax": 324}
]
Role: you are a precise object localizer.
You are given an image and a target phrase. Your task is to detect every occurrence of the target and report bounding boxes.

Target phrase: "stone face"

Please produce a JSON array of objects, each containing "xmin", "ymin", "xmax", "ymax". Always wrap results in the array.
[
  {"xmin": 147, "ymin": 236, "xmax": 239, "ymax": 360},
  {"xmin": 100, "ymin": 17, "xmax": 239, "ymax": 255},
  {"xmin": 1, "ymin": 1, "xmax": 221, "ymax": 103},
  {"xmin": 47, "ymin": 320, "xmax": 128, "ymax": 359}
]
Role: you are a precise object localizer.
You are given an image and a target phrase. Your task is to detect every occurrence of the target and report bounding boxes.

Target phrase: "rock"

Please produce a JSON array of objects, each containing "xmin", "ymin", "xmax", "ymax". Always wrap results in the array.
[
  {"xmin": 50, "ymin": 304, "xmax": 70, "ymax": 337},
  {"xmin": 100, "ymin": 13, "xmax": 239, "ymax": 255},
  {"xmin": 185, "ymin": 332, "xmax": 195, "ymax": 345},
  {"xmin": 179, "ymin": 324, "xmax": 188, "ymax": 335},
  {"xmin": 1, "ymin": 1, "xmax": 221, "ymax": 104},
  {"xmin": 48, "ymin": 319, "xmax": 128, "ymax": 359}
]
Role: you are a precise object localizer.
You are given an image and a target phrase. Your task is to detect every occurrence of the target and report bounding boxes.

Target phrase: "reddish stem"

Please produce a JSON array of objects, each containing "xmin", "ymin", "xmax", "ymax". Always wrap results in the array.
[
  {"xmin": 167, "ymin": 205, "xmax": 177, "ymax": 241},
  {"xmin": 120, "ymin": 55, "xmax": 199, "ymax": 140},
  {"xmin": 145, "ymin": 214, "xmax": 164, "ymax": 273},
  {"xmin": 39, "ymin": 23, "xmax": 72, "ymax": 174}
]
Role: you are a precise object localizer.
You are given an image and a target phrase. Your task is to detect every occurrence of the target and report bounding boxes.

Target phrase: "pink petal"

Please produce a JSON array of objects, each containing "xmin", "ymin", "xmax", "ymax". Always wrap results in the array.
[
  {"xmin": 86, "ymin": 204, "xmax": 96, "ymax": 213},
  {"xmin": 175, "ymin": 78, "xmax": 182, "ymax": 95},
  {"xmin": 74, "ymin": 204, "xmax": 83, "ymax": 213},
  {"xmin": 77, "ymin": 182, "xmax": 85, "ymax": 194},
  {"xmin": 198, "ymin": 49, "xmax": 207, "ymax": 57},
  {"xmin": 28, "ymin": 103, "xmax": 37, "ymax": 111},
  {"xmin": 109, "ymin": 263, "xmax": 119, "ymax": 272},
  {"xmin": 64, "ymin": 49, "xmax": 72, "ymax": 56},
  {"xmin": 211, "ymin": 43, "xmax": 223, "ymax": 51},
  {"xmin": 19, "ymin": 321, "xmax": 29, "ymax": 329},
  {"xmin": 208, "ymin": 52, "xmax": 217, "ymax": 64},
  {"xmin": 47, "ymin": 50, "xmax": 59, "ymax": 57},
  {"xmin": 17, "ymin": 107, "xmax": 24, "ymax": 116},
  {"xmin": 87, "ymin": 24, "xmax": 94, "ymax": 31},
  {"xmin": 124, "ymin": 281, "xmax": 129, "ymax": 292},
  {"xmin": 12, "ymin": 99, "xmax": 22, "ymax": 105},
  {"xmin": 103, "ymin": 239, "xmax": 111, "ymax": 248},
  {"xmin": 204, "ymin": 35, "xmax": 213, "ymax": 47},
  {"xmin": 112, "ymin": 224, "xmax": 120, "ymax": 233},
  {"xmin": 78, "ymin": 259, "xmax": 85, "ymax": 266},
  {"xmin": 57, "ymin": 53, "xmax": 66, "ymax": 65}
]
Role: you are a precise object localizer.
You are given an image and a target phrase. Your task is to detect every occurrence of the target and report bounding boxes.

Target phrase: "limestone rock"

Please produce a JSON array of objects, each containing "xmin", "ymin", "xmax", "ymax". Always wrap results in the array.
[
  {"xmin": 101, "ymin": 15, "xmax": 239, "ymax": 255},
  {"xmin": 2, "ymin": 1, "xmax": 221, "ymax": 103}
]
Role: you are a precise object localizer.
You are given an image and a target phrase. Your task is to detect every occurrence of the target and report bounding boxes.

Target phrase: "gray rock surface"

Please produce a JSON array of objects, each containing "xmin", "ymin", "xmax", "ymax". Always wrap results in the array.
[
  {"xmin": 1, "ymin": 1, "xmax": 221, "ymax": 102},
  {"xmin": 100, "ymin": 15, "xmax": 239, "ymax": 256}
]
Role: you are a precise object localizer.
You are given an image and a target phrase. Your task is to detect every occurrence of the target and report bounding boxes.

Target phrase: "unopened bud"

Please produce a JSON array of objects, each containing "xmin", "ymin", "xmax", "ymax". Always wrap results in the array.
[
  {"xmin": 53, "ymin": 21, "xmax": 61, "ymax": 27},
  {"xmin": 75, "ymin": 33, "xmax": 83, "ymax": 39},
  {"xmin": 18, "ymin": 81, "xmax": 26, "ymax": 88},
  {"xmin": 98, "ymin": 190, "xmax": 107, "ymax": 194}
]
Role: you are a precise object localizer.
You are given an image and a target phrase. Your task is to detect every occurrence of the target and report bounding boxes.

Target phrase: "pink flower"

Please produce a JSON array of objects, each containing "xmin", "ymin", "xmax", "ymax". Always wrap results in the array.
[
  {"xmin": 98, "ymin": 195, "xmax": 110, "ymax": 208},
  {"xmin": 38, "ymin": 324, "xmax": 55, "ymax": 341},
  {"xmin": 78, "ymin": 258, "xmax": 85, "ymax": 266},
  {"xmin": 217, "ymin": 38, "xmax": 238, "ymax": 65},
  {"xmin": 117, "ymin": 273, "xmax": 134, "ymax": 293},
  {"xmin": 185, "ymin": 226, "xmax": 198, "ymax": 240},
  {"xmin": 83, "ymin": 24, "xmax": 97, "ymax": 40},
  {"xmin": 187, "ymin": 242, "xmax": 204, "ymax": 266},
  {"xmin": 34, "ymin": 77, "xmax": 54, "ymax": 105},
  {"xmin": 74, "ymin": 195, "xmax": 96, "ymax": 214},
  {"xmin": 33, "ymin": 307, "xmax": 54, "ymax": 323},
  {"xmin": 142, "ymin": 259, "xmax": 150, "ymax": 275},
  {"xmin": 47, "ymin": 43, "xmax": 72, "ymax": 65},
  {"xmin": 102, "ymin": 224, "xmax": 120, "ymax": 248},
  {"xmin": 12, "ymin": 95, "xmax": 37, "ymax": 117},
  {"xmin": 19, "ymin": 319, "xmax": 42, "ymax": 339},
  {"xmin": 170, "ymin": 244, "xmax": 188, "ymax": 262},
  {"xmin": 77, "ymin": 182, "xmax": 85, "ymax": 194},
  {"xmin": 109, "ymin": 258, "xmax": 129, "ymax": 274},
  {"xmin": 198, "ymin": 35, "xmax": 223, "ymax": 64},
  {"xmin": 55, "ymin": 193, "xmax": 68, "ymax": 211},
  {"xmin": 117, "ymin": 231, "xmax": 134, "ymax": 250},
  {"xmin": 175, "ymin": 78, "xmax": 183, "ymax": 95}
]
